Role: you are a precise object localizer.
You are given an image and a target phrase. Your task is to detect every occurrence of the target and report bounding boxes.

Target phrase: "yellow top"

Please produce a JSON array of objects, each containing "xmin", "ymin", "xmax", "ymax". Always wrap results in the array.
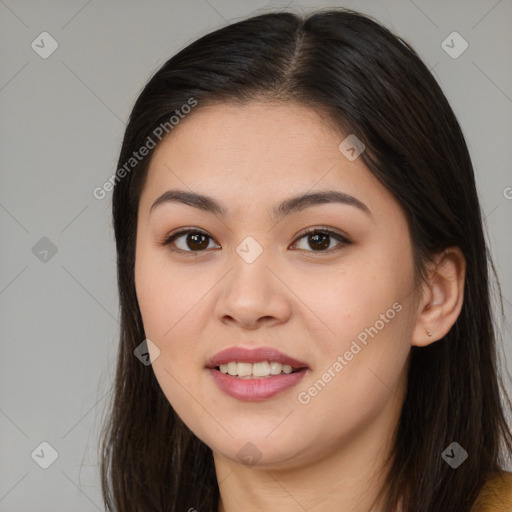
[{"xmin": 471, "ymin": 471, "xmax": 512, "ymax": 512}]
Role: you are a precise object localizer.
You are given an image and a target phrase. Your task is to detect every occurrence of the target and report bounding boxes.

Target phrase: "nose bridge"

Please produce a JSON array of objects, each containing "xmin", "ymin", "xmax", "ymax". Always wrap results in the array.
[
  {"xmin": 215, "ymin": 233, "xmax": 291, "ymax": 327},
  {"xmin": 228, "ymin": 233, "xmax": 274, "ymax": 300}
]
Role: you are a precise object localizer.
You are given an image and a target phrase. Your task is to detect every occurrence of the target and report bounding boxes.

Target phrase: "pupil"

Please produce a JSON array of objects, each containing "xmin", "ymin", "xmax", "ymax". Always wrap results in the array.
[
  {"xmin": 187, "ymin": 233, "xmax": 209, "ymax": 251},
  {"xmin": 309, "ymin": 233, "xmax": 329, "ymax": 250}
]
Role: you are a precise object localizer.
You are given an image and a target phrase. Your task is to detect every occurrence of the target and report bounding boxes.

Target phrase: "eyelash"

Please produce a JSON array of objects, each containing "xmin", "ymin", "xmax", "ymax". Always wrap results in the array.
[{"xmin": 158, "ymin": 226, "xmax": 351, "ymax": 256}]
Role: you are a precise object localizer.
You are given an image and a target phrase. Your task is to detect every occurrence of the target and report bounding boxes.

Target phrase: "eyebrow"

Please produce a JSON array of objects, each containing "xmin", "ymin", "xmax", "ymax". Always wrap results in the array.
[{"xmin": 149, "ymin": 189, "xmax": 372, "ymax": 222}]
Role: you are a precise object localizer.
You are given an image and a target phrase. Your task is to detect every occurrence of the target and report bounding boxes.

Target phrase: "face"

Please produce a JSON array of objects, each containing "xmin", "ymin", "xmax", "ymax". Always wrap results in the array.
[{"xmin": 134, "ymin": 101, "xmax": 418, "ymax": 470}]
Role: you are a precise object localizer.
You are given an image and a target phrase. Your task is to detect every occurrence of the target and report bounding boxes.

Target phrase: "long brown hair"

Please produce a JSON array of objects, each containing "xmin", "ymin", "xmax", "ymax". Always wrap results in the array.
[{"xmin": 99, "ymin": 8, "xmax": 512, "ymax": 511}]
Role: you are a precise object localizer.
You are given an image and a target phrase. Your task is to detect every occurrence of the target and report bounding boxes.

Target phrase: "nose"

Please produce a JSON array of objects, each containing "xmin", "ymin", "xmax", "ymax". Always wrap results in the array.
[{"xmin": 214, "ymin": 248, "xmax": 292, "ymax": 330}]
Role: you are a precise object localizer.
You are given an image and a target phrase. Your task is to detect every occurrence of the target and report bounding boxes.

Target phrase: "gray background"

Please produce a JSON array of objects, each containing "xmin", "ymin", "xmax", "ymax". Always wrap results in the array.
[{"xmin": 0, "ymin": 0, "xmax": 511, "ymax": 510}]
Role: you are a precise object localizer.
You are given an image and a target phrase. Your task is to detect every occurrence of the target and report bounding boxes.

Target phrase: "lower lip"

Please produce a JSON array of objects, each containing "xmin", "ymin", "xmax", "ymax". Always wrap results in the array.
[{"xmin": 208, "ymin": 368, "xmax": 308, "ymax": 401}]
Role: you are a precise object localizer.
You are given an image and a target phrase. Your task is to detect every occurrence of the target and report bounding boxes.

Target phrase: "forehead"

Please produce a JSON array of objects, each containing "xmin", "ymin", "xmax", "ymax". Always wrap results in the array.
[
  {"xmin": 153, "ymin": 101, "xmax": 340, "ymax": 168},
  {"xmin": 138, "ymin": 101, "xmax": 397, "ymax": 222}
]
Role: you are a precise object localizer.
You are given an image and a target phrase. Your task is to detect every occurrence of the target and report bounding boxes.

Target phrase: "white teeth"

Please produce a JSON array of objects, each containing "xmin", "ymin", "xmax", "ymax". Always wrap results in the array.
[
  {"xmin": 269, "ymin": 361, "xmax": 282, "ymax": 375},
  {"xmin": 218, "ymin": 361, "xmax": 299, "ymax": 377},
  {"xmin": 253, "ymin": 361, "xmax": 270, "ymax": 377},
  {"xmin": 237, "ymin": 362, "xmax": 253, "ymax": 377},
  {"xmin": 227, "ymin": 362, "xmax": 238, "ymax": 375}
]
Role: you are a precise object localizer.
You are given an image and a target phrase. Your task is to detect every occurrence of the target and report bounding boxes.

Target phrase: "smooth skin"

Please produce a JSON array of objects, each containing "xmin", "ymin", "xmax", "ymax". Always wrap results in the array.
[{"xmin": 134, "ymin": 101, "xmax": 466, "ymax": 512}]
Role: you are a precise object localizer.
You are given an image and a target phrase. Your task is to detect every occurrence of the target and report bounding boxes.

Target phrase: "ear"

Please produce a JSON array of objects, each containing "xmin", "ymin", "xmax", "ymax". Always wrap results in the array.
[{"xmin": 411, "ymin": 246, "xmax": 466, "ymax": 347}]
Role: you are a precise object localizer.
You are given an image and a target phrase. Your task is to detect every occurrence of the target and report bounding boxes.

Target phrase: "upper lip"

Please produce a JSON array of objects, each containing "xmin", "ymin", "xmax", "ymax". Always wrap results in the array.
[{"xmin": 206, "ymin": 346, "xmax": 309, "ymax": 369}]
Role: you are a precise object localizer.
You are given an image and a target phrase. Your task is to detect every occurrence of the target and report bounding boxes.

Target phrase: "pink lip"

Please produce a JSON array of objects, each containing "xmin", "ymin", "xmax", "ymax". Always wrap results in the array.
[
  {"xmin": 206, "ymin": 346, "xmax": 309, "ymax": 369},
  {"xmin": 208, "ymin": 368, "xmax": 308, "ymax": 401},
  {"xmin": 206, "ymin": 345, "xmax": 309, "ymax": 402}
]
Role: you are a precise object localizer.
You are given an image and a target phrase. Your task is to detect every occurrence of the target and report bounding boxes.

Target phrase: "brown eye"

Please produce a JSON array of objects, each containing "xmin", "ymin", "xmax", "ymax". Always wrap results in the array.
[
  {"xmin": 292, "ymin": 228, "xmax": 351, "ymax": 254},
  {"xmin": 306, "ymin": 232, "xmax": 330, "ymax": 250},
  {"xmin": 162, "ymin": 229, "xmax": 219, "ymax": 253},
  {"xmin": 160, "ymin": 227, "xmax": 350, "ymax": 256},
  {"xmin": 183, "ymin": 232, "xmax": 210, "ymax": 251}
]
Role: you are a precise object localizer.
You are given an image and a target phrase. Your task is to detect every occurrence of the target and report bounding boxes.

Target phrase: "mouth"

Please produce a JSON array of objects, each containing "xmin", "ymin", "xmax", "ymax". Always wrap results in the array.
[
  {"xmin": 206, "ymin": 346, "xmax": 309, "ymax": 401},
  {"xmin": 212, "ymin": 361, "xmax": 306, "ymax": 379},
  {"xmin": 206, "ymin": 345, "xmax": 309, "ymax": 375}
]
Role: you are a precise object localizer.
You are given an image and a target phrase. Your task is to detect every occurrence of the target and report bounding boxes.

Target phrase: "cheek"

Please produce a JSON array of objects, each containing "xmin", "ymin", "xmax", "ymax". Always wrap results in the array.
[
  {"xmin": 134, "ymin": 248, "xmax": 207, "ymax": 414},
  {"xmin": 135, "ymin": 247, "xmax": 168, "ymax": 337},
  {"xmin": 294, "ymin": 252, "xmax": 413, "ymax": 347},
  {"xmin": 295, "ymin": 280, "xmax": 412, "ymax": 434},
  {"xmin": 293, "ymin": 252, "xmax": 415, "ymax": 415},
  {"xmin": 134, "ymin": 245, "xmax": 216, "ymax": 375},
  {"xmin": 135, "ymin": 243, "xmax": 190, "ymax": 334}
]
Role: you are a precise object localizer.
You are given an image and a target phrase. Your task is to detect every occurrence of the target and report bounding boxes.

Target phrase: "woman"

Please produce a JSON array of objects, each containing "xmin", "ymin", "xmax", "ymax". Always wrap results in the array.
[{"xmin": 99, "ymin": 8, "xmax": 512, "ymax": 512}]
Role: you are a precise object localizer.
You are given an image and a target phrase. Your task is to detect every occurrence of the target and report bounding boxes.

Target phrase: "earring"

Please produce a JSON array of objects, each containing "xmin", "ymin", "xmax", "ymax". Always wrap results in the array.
[{"xmin": 426, "ymin": 329, "xmax": 433, "ymax": 337}]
